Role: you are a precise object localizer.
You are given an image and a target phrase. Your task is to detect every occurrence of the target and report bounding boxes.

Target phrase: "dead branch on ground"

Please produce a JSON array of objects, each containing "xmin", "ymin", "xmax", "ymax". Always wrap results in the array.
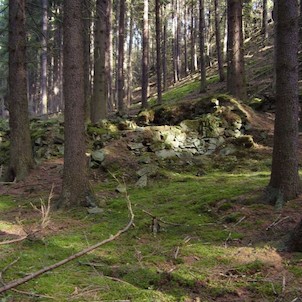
[
  {"xmin": 0, "ymin": 188, "xmax": 134, "ymax": 294},
  {"xmin": 0, "ymin": 186, "xmax": 54, "ymax": 246}
]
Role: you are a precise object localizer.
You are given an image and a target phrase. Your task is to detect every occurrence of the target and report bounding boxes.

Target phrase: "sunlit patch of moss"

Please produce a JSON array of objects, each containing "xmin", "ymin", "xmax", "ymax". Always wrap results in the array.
[{"xmin": 0, "ymin": 195, "xmax": 15, "ymax": 211}]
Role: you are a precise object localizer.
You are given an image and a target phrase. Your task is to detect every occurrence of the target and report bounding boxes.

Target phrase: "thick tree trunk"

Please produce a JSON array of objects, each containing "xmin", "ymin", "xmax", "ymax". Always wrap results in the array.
[
  {"xmin": 117, "ymin": 0, "xmax": 126, "ymax": 114},
  {"xmin": 214, "ymin": 0, "xmax": 225, "ymax": 82},
  {"xmin": 268, "ymin": 0, "xmax": 301, "ymax": 206},
  {"xmin": 141, "ymin": 0, "xmax": 149, "ymax": 109},
  {"xmin": 41, "ymin": 0, "xmax": 48, "ymax": 115},
  {"xmin": 227, "ymin": 0, "xmax": 246, "ymax": 100},
  {"xmin": 7, "ymin": 0, "xmax": 34, "ymax": 181},
  {"xmin": 199, "ymin": 0, "xmax": 206, "ymax": 92},
  {"xmin": 155, "ymin": 0, "xmax": 162, "ymax": 104},
  {"xmin": 60, "ymin": 0, "xmax": 90, "ymax": 207}
]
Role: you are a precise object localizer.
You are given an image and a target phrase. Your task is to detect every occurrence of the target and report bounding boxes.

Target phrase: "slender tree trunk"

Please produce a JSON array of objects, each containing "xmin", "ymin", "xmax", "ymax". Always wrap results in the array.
[
  {"xmin": 83, "ymin": 0, "xmax": 92, "ymax": 122},
  {"xmin": 190, "ymin": 1, "xmax": 196, "ymax": 74},
  {"xmin": 162, "ymin": 4, "xmax": 167, "ymax": 91},
  {"xmin": 91, "ymin": 0, "xmax": 110, "ymax": 123},
  {"xmin": 117, "ymin": 0, "xmax": 126, "ymax": 114},
  {"xmin": 268, "ymin": 0, "xmax": 301, "ymax": 206},
  {"xmin": 172, "ymin": 0, "xmax": 178, "ymax": 83},
  {"xmin": 107, "ymin": 0, "xmax": 114, "ymax": 112},
  {"xmin": 199, "ymin": 0, "xmax": 206, "ymax": 92},
  {"xmin": 227, "ymin": 0, "xmax": 246, "ymax": 100},
  {"xmin": 60, "ymin": 0, "xmax": 91, "ymax": 207},
  {"xmin": 7, "ymin": 0, "xmax": 34, "ymax": 181},
  {"xmin": 126, "ymin": 6, "xmax": 134, "ymax": 108},
  {"xmin": 176, "ymin": 0, "xmax": 181, "ymax": 80},
  {"xmin": 41, "ymin": 0, "xmax": 48, "ymax": 115},
  {"xmin": 214, "ymin": 0, "xmax": 225, "ymax": 82},
  {"xmin": 155, "ymin": 0, "xmax": 162, "ymax": 104},
  {"xmin": 183, "ymin": 4, "xmax": 189, "ymax": 77},
  {"xmin": 141, "ymin": 0, "xmax": 149, "ymax": 108},
  {"xmin": 262, "ymin": 0, "xmax": 268, "ymax": 40}
]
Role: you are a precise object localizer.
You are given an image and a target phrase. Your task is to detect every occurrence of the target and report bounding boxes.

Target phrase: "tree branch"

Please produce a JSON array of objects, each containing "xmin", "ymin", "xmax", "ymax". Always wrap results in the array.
[{"xmin": 0, "ymin": 197, "xmax": 134, "ymax": 294}]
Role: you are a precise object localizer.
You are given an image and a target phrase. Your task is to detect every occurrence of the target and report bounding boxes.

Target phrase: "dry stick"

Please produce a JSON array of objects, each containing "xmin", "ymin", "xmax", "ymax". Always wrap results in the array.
[
  {"xmin": 0, "ymin": 235, "xmax": 28, "ymax": 246},
  {"xmin": 0, "ymin": 197, "xmax": 134, "ymax": 294},
  {"xmin": 0, "ymin": 258, "xmax": 54, "ymax": 299},
  {"xmin": 142, "ymin": 209, "xmax": 183, "ymax": 226},
  {"xmin": 266, "ymin": 215, "xmax": 290, "ymax": 231}
]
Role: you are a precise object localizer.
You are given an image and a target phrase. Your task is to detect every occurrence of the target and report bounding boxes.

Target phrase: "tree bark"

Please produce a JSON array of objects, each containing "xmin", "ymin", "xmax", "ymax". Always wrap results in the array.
[
  {"xmin": 155, "ymin": 0, "xmax": 162, "ymax": 104},
  {"xmin": 126, "ymin": 7, "xmax": 134, "ymax": 108},
  {"xmin": 91, "ymin": 0, "xmax": 110, "ymax": 123},
  {"xmin": 83, "ymin": 0, "xmax": 92, "ymax": 122},
  {"xmin": 199, "ymin": 0, "xmax": 206, "ymax": 92},
  {"xmin": 262, "ymin": 0, "xmax": 268, "ymax": 40},
  {"xmin": 162, "ymin": 4, "xmax": 167, "ymax": 91},
  {"xmin": 141, "ymin": 0, "xmax": 149, "ymax": 108},
  {"xmin": 41, "ymin": 0, "xmax": 48, "ymax": 115},
  {"xmin": 268, "ymin": 0, "xmax": 301, "ymax": 206},
  {"xmin": 60, "ymin": 0, "xmax": 90, "ymax": 207},
  {"xmin": 117, "ymin": 0, "xmax": 126, "ymax": 114},
  {"xmin": 214, "ymin": 0, "xmax": 225, "ymax": 82},
  {"xmin": 7, "ymin": 0, "xmax": 34, "ymax": 181},
  {"xmin": 227, "ymin": 0, "xmax": 246, "ymax": 100}
]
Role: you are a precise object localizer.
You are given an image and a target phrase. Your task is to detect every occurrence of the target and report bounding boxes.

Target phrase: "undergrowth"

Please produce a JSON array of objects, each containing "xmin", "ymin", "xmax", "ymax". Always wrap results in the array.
[{"xmin": 1, "ymin": 169, "xmax": 301, "ymax": 301}]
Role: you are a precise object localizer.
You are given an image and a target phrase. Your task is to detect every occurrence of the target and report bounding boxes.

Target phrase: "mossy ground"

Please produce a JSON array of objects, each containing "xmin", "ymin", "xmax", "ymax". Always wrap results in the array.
[
  {"xmin": 0, "ymin": 165, "xmax": 302, "ymax": 301},
  {"xmin": 1, "ymin": 35, "xmax": 302, "ymax": 301}
]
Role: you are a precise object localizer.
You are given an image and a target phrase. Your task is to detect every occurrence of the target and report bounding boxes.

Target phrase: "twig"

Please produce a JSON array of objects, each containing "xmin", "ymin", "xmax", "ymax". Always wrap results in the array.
[
  {"xmin": 224, "ymin": 232, "xmax": 232, "ymax": 248},
  {"xmin": 266, "ymin": 215, "xmax": 290, "ymax": 231},
  {"xmin": 234, "ymin": 216, "xmax": 246, "ymax": 227},
  {"xmin": 282, "ymin": 275, "xmax": 286, "ymax": 293},
  {"xmin": 142, "ymin": 209, "xmax": 183, "ymax": 226},
  {"xmin": 174, "ymin": 246, "xmax": 180, "ymax": 259},
  {"xmin": 0, "ymin": 191, "xmax": 134, "ymax": 294},
  {"xmin": 0, "ymin": 235, "xmax": 28, "ymax": 246}
]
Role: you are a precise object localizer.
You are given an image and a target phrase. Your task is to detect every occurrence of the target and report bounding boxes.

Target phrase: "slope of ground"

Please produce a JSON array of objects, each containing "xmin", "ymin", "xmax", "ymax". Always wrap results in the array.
[{"xmin": 1, "ymin": 24, "xmax": 302, "ymax": 302}]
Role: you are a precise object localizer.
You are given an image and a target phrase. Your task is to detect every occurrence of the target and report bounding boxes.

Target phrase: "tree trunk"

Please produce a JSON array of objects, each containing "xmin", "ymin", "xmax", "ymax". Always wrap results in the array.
[
  {"xmin": 41, "ymin": 0, "xmax": 48, "ymax": 115},
  {"xmin": 7, "ymin": 0, "xmax": 34, "ymax": 181},
  {"xmin": 183, "ymin": 4, "xmax": 189, "ymax": 77},
  {"xmin": 214, "ymin": 0, "xmax": 225, "ymax": 82},
  {"xmin": 141, "ymin": 0, "xmax": 149, "ymax": 109},
  {"xmin": 262, "ymin": 0, "xmax": 268, "ymax": 40},
  {"xmin": 91, "ymin": 0, "xmax": 110, "ymax": 123},
  {"xmin": 155, "ymin": 0, "xmax": 162, "ymax": 104},
  {"xmin": 172, "ymin": 0, "xmax": 178, "ymax": 83},
  {"xmin": 126, "ymin": 7, "xmax": 134, "ymax": 108},
  {"xmin": 199, "ymin": 0, "xmax": 206, "ymax": 92},
  {"xmin": 227, "ymin": 0, "xmax": 246, "ymax": 100},
  {"xmin": 117, "ymin": 0, "xmax": 126, "ymax": 114},
  {"xmin": 83, "ymin": 0, "xmax": 92, "ymax": 122},
  {"xmin": 268, "ymin": 0, "xmax": 301, "ymax": 206},
  {"xmin": 162, "ymin": 4, "xmax": 167, "ymax": 91},
  {"xmin": 107, "ymin": 0, "xmax": 114, "ymax": 112},
  {"xmin": 60, "ymin": 0, "xmax": 90, "ymax": 207}
]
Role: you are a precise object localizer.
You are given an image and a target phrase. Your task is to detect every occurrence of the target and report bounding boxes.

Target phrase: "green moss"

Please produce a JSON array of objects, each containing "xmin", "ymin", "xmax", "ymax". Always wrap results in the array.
[{"xmin": 0, "ymin": 195, "xmax": 15, "ymax": 211}]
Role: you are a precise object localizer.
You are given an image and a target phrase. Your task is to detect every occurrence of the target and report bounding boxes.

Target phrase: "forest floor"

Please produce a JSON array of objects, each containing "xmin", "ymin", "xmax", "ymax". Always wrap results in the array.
[{"xmin": 1, "ymin": 29, "xmax": 302, "ymax": 302}]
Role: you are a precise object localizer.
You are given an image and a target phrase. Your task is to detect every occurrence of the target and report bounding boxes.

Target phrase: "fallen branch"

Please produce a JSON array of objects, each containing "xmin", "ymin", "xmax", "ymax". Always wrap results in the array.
[
  {"xmin": 0, "ymin": 193, "xmax": 134, "ymax": 294},
  {"xmin": 0, "ymin": 235, "xmax": 28, "ymax": 246}
]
